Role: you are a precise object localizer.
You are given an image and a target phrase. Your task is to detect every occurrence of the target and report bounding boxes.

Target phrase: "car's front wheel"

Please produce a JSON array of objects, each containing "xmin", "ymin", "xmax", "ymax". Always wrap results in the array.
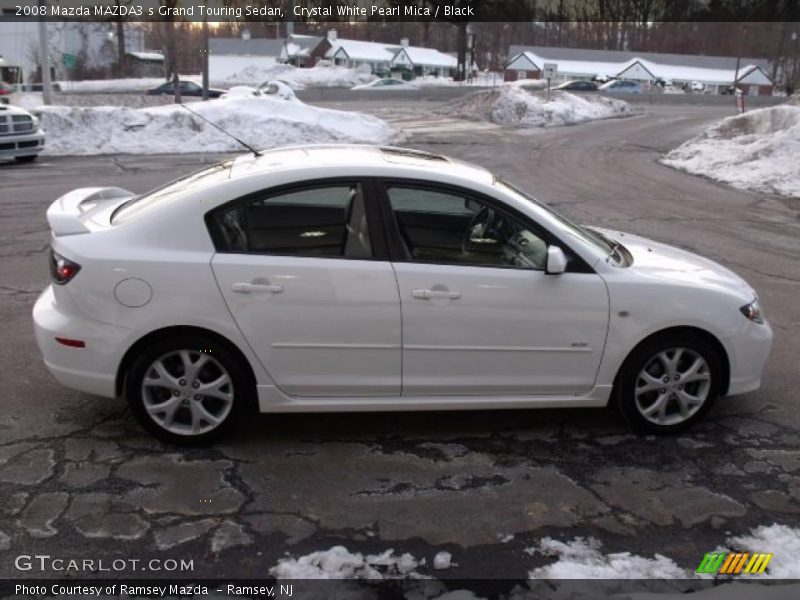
[
  {"xmin": 616, "ymin": 333, "xmax": 722, "ymax": 434},
  {"xmin": 125, "ymin": 334, "xmax": 250, "ymax": 444}
]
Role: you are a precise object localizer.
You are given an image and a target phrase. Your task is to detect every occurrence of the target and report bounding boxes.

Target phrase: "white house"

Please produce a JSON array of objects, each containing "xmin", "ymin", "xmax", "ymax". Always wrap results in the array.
[
  {"xmin": 505, "ymin": 45, "xmax": 775, "ymax": 95},
  {"xmin": 390, "ymin": 40, "xmax": 457, "ymax": 77},
  {"xmin": 280, "ymin": 34, "xmax": 323, "ymax": 67},
  {"xmin": 327, "ymin": 36, "xmax": 397, "ymax": 72}
]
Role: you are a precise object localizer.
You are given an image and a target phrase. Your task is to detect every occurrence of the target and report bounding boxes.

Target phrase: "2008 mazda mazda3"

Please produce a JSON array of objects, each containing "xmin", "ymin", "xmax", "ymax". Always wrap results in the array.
[{"xmin": 33, "ymin": 145, "xmax": 772, "ymax": 443}]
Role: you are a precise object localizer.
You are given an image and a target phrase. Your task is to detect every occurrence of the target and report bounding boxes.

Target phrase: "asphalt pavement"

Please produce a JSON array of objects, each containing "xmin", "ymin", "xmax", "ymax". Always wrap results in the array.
[{"xmin": 0, "ymin": 101, "xmax": 798, "ymax": 579}]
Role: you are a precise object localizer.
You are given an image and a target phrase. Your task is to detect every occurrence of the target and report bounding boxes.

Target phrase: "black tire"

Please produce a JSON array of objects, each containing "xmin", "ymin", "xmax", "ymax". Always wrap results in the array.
[
  {"xmin": 615, "ymin": 333, "xmax": 722, "ymax": 434},
  {"xmin": 125, "ymin": 333, "xmax": 252, "ymax": 445},
  {"xmin": 15, "ymin": 155, "xmax": 38, "ymax": 163}
]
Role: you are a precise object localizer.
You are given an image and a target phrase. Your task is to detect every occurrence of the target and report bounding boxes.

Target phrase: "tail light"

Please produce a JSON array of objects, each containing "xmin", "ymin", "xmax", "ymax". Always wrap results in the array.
[{"xmin": 49, "ymin": 249, "xmax": 81, "ymax": 285}]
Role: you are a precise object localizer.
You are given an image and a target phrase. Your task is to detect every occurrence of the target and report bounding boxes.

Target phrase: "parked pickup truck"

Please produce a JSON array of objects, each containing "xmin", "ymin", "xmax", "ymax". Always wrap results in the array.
[{"xmin": 0, "ymin": 104, "xmax": 44, "ymax": 162}]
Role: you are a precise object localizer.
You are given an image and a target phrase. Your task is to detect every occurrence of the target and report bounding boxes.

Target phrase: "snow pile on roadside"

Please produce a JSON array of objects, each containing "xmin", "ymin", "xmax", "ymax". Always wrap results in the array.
[
  {"xmin": 526, "ymin": 537, "xmax": 687, "ymax": 579},
  {"xmin": 270, "ymin": 546, "xmax": 426, "ymax": 579},
  {"xmin": 225, "ymin": 63, "xmax": 375, "ymax": 88},
  {"xmin": 661, "ymin": 105, "xmax": 800, "ymax": 198},
  {"xmin": 725, "ymin": 524, "xmax": 800, "ymax": 578},
  {"xmin": 56, "ymin": 76, "xmax": 200, "ymax": 93},
  {"xmin": 34, "ymin": 95, "xmax": 395, "ymax": 155},
  {"xmin": 441, "ymin": 86, "xmax": 634, "ymax": 128},
  {"xmin": 410, "ymin": 72, "xmax": 504, "ymax": 88}
]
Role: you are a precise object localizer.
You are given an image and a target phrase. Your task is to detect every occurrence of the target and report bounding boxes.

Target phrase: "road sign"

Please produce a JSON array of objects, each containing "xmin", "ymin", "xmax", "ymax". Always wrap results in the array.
[
  {"xmin": 543, "ymin": 63, "xmax": 558, "ymax": 80},
  {"xmin": 62, "ymin": 53, "xmax": 77, "ymax": 70}
]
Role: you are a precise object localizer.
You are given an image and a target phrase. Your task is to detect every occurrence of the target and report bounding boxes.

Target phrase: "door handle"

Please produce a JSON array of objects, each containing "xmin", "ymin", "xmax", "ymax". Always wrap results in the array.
[
  {"xmin": 411, "ymin": 289, "xmax": 461, "ymax": 300},
  {"xmin": 232, "ymin": 282, "xmax": 284, "ymax": 294}
]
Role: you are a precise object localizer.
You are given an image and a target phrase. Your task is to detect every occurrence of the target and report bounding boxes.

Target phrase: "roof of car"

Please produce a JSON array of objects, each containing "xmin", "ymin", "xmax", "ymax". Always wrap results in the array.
[{"xmin": 229, "ymin": 144, "xmax": 494, "ymax": 184}]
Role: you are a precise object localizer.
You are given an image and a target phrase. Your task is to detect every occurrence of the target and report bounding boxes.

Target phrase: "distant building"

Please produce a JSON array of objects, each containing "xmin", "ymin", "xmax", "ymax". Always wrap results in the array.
[
  {"xmin": 0, "ymin": 16, "xmax": 148, "ymax": 82},
  {"xmin": 209, "ymin": 37, "xmax": 283, "ymax": 82},
  {"xmin": 280, "ymin": 34, "xmax": 323, "ymax": 67},
  {"xmin": 390, "ymin": 39, "xmax": 457, "ymax": 77},
  {"xmin": 302, "ymin": 30, "xmax": 456, "ymax": 76},
  {"xmin": 126, "ymin": 51, "xmax": 164, "ymax": 78},
  {"xmin": 505, "ymin": 45, "xmax": 774, "ymax": 95}
]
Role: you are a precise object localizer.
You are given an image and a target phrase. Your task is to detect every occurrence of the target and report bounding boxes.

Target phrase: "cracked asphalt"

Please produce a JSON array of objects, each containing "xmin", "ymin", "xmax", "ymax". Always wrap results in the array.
[{"xmin": 0, "ymin": 101, "xmax": 798, "ymax": 579}]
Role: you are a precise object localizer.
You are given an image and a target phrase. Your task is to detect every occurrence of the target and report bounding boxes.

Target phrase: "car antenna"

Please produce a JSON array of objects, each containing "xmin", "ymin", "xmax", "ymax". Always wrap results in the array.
[{"xmin": 179, "ymin": 104, "xmax": 262, "ymax": 157}]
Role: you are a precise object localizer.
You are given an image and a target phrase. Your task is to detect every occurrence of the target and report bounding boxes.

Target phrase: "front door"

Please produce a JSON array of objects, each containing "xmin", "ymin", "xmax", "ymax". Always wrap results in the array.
[
  {"xmin": 383, "ymin": 184, "xmax": 609, "ymax": 396},
  {"xmin": 210, "ymin": 181, "xmax": 401, "ymax": 397}
]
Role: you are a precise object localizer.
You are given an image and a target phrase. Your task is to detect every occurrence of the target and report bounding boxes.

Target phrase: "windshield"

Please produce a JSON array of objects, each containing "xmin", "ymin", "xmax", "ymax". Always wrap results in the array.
[
  {"xmin": 494, "ymin": 179, "xmax": 622, "ymax": 262},
  {"xmin": 111, "ymin": 160, "xmax": 233, "ymax": 224}
]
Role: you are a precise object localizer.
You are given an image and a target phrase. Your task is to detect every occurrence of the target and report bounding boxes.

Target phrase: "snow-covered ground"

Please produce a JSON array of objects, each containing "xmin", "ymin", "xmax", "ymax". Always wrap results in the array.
[
  {"xmin": 224, "ymin": 63, "xmax": 375, "ymax": 89},
  {"xmin": 55, "ymin": 75, "xmax": 201, "ymax": 93},
  {"xmin": 270, "ymin": 546, "xmax": 425, "ymax": 579},
  {"xmin": 526, "ymin": 537, "xmax": 686, "ymax": 579},
  {"xmin": 662, "ymin": 104, "xmax": 800, "ymax": 198},
  {"xmin": 441, "ymin": 86, "xmax": 635, "ymax": 128},
  {"xmin": 269, "ymin": 524, "xmax": 800, "ymax": 581},
  {"xmin": 33, "ymin": 95, "xmax": 395, "ymax": 156},
  {"xmin": 411, "ymin": 72, "xmax": 504, "ymax": 88}
]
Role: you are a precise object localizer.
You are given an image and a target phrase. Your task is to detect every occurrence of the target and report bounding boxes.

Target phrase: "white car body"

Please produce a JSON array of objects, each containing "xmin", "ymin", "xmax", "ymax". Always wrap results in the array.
[
  {"xmin": 351, "ymin": 79, "xmax": 419, "ymax": 91},
  {"xmin": 33, "ymin": 145, "xmax": 772, "ymax": 438},
  {"xmin": 0, "ymin": 103, "xmax": 45, "ymax": 161}
]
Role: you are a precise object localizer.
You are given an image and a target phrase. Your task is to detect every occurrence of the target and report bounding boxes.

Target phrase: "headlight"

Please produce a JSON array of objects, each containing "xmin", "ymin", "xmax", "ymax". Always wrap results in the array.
[
  {"xmin": 32, "ymin": 116, "xmax": 39, "ymax": 128},
  {"xmin": 740, "ymin": 299, "xmax": 765, "ymax": 324}
]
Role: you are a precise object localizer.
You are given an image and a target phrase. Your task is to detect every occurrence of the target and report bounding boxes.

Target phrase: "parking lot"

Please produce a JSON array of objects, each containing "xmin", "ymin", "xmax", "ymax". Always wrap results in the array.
[{"xmin": 1, "ymin": 100, "xmax": 798, "ymax": 578}]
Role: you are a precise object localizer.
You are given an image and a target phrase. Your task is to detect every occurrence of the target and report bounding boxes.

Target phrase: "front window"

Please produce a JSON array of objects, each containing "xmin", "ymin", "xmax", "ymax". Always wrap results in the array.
[
  {"xmin": 387, "ymin": 186, "xmax": 549, "ymax": 270},
  {"xmin": 494, "ymin": 179, "xmax": 626, "ymax": 264}
]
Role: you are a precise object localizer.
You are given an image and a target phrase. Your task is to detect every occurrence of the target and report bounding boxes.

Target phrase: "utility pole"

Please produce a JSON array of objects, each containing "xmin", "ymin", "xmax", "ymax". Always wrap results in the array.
[
  {"xmin": 37, "ymin": 0, "xmax": 53, "ymax": 105},
  {"xmin": 202, "ymin": 9, "xmax": 209, "ymax": 101},
  {"xmin": 286, "ymin": 0, "xmax": 294, "ymax": 37}
]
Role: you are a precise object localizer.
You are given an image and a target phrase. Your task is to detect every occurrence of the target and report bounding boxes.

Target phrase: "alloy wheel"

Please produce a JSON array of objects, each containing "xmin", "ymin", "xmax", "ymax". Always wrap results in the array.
[
  {"xmin": 141, "ymin": 350, "xmax": 234, "ymax": 436},
  {"xmin": 634, "ymin": 347, "xmax": 711, "ymax": 427}
]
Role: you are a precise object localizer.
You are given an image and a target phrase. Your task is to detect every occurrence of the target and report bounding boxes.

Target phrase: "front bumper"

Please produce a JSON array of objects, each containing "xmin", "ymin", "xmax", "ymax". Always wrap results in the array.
[
  {"xmin": 723, "ymin": 318, "xmax": 773, "ymax": 396},
  {"xmin": 33, "ymin": 286, "xmax": 131, "ymax": 398},
  {"xmin": 0, "ymin": 129, "xmax": 45, "ymax": 159}
]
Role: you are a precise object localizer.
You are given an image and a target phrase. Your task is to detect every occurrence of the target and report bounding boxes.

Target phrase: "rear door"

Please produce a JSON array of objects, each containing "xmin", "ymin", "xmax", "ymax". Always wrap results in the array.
[{"xmin": 210, "ymin": 180, "xmax": 402, "ymax": 397}]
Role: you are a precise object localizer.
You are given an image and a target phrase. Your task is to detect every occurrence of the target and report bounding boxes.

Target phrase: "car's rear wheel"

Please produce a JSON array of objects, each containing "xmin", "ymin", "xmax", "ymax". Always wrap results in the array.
[
  {"xmin": 125, "ymin": 334, "xmax": 250, "ymax": 444},
  {"xmin": 15, "ymin": 155, "xmax": 38, "ymax": 163},
  {"xmin": 616, "ymin": 334, "xmax": 721, "ymax": 434}
]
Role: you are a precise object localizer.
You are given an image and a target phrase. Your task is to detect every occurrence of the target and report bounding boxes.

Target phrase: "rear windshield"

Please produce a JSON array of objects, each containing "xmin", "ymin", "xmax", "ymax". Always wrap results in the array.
[{"xmin": 111, "ymin": 160, "xmax": 233, "ymax": 224}]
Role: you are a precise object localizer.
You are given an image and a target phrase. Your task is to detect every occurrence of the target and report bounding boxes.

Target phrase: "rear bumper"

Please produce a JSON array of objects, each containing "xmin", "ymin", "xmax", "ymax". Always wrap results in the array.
[
  {"xmin": 724, "ymin": 319, "xmax": 773, "ymax": 396},
  {"xmin": 33, "ymin": 286, "xmax": 130, "ymax": 398},
  {"xmin": 0, "ymin": 129, "xmax": 45, "ymax": 159}
]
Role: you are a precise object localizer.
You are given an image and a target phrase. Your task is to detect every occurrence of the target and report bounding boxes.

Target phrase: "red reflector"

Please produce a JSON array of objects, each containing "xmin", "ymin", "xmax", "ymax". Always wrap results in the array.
[{"xmin": 55, "ymin": 337, "xmax": 85, "ymax": 348}]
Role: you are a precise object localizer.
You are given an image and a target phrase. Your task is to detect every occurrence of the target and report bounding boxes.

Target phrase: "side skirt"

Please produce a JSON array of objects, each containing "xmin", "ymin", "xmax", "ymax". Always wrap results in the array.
[{"xmin": 256, "ymin": 385, "xmax": 613, "ymax": 413}]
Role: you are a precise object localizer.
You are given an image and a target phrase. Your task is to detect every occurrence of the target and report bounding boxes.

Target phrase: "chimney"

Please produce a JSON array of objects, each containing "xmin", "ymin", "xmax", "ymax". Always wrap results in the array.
[
  {"xmin": 327, "ymin": 29, "xmax": 338, "ymax": 43},
  {"xmin": 400, "ymin": 37, "xmax": 409, "ymax": 48}
]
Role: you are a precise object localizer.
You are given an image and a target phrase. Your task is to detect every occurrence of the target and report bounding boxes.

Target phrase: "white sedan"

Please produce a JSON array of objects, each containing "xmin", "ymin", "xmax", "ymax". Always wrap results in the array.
[
  {"xmin": 33, "ymin": 145, "xmax": 772, "ymax": 443},
  {"xmin": 351, "ymin": 78, "xmax": 419, "ymax": 91}
]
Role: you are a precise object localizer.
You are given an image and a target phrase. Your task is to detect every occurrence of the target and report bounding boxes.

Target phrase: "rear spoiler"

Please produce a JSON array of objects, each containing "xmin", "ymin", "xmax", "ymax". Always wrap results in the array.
[{"xmin": 46, "ymin": 187, "xmax": 134, "ymax": 236}]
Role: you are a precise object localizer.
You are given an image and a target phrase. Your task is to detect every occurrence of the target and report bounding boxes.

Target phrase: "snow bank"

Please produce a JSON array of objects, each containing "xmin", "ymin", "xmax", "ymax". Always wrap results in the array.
[
  {"xmin": 725, "ymin": 524, "xmax": 800, "ymax": 578},
  {"xmin": 441, "ymin": 86, "xmax": 634, "ymax": 128},
  {"xmin": 526, "ymin": 537, "xmax": 687, "ymax": 579},
  {"xmin": 56, "ymin": 76, "xmax": 201, "ymax": 93},
  {"xmin": 526, "ymin": 524, "xmax": 800, "ymax": 581},
  {"xmin": 34, "ymin": 95, "xmax": 395, "ymax": 156},
  {"xmin": 270, "ymin": 546, "xmax": 425, "ymax": 579},
  {"xmin": 224, "ymin": 63, "xmax": 375, "ymax": 89},
  {"xmin": 662, "ymin": 105, "xmax": 800, "ymax": 198}
]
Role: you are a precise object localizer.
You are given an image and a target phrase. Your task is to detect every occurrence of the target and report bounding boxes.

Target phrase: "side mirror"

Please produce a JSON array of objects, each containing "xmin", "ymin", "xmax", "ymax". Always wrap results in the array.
[{"xmin": 546, "ymin": 245, "xmax": 567, "ymax": 275}]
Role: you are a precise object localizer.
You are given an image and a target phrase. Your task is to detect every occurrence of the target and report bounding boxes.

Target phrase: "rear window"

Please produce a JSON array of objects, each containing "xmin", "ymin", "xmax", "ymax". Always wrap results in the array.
[{"xmin": 111, "ymin": 161, "xmax": 233, "ymax": 224}]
